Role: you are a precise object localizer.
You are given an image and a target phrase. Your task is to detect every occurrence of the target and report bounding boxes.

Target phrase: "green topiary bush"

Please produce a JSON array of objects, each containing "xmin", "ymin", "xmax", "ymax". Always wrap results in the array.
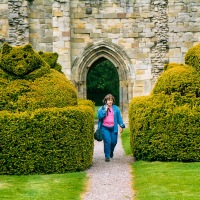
[
  {"xmin": 0, "ymin": 106, "xmax": 94, "ymax": 175},
  {"xmin": 152, "ymin": 64, "xmax": 200, "ymax": 97},
  {"xmin": 38, "ymin": 51, "xmax": 62, "ymax": 72},
  {"xmin": 129, "ymin": 44, "xmax": 200, "ymax": 162},
  {"xmin": 0, "ymin": 43, "xmax": 77, "ymax": 112},
  {"xmin": 185, "ymin": 43, "xmax": 200, "ymax": 72},
  {"xmin": 0, "ymin": 43, "xmax": 94, "ymax": 175},
  {"xmin": 129, "ymin": 94, "xmax": 200, "ymax": 162},
  {"xmin": 78, "ymin": 98, "xmax": 95, "ymax": 108},
  {"xmin": 0, "ymin": 43, "xmax": 50, "ymax": 80}
]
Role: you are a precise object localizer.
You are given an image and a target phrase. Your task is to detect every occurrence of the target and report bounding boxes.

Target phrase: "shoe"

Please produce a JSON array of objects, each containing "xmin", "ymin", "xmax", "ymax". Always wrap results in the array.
[
  {"xmin": 110, "ymin": 152, "xmax": 114, "ymax": 158},
  {"xmin": 105, "ymin": 158, "xmax": 110, "ymax": 162}
]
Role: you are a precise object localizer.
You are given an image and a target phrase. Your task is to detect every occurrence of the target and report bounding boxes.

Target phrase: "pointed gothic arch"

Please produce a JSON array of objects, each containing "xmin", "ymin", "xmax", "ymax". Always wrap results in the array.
[{"xmin": 71, "ymin": 41, "xmax": 135, "ymax": 120}]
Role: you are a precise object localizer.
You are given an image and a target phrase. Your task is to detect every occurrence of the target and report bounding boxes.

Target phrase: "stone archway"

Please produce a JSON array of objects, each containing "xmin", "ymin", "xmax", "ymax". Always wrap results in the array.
[{"xmin": 72, "ymin": 41, "xmax": 135, "ymax": 122}]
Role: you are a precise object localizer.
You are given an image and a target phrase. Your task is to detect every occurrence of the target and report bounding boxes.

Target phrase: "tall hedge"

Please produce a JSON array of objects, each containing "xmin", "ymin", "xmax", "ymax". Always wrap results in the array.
[
  {"xmin": 0, "ymin": 106, "xmax": 94, "ymax": 175},
  {"xmin": 129, "ymin": 43, "xmax": 200, "ymax": 162},
  {"xmin": 152, "ymin": 64, "xmax": 199, "ymax": 97},
  {"xmin": 0, "ymin": 70, "xmax": 77, "ymax": 112},
  {"xmin": 0, "ymin": 43, "xmax": 77, "ymax": 112},
  {"xmin": 129, "ymin": 94, "xmax": 200, "ymax": 161},
  {"xmin": 38, "ymin": 51, "xmax": 62, "ymax": 72},
  {"xmin": 0, "ymin": 43, "xmax": 94, "ymax": 174},
  {"xmin": 0, "ymin": 43, "xmax": 50, "ymax": 80},
  {"xmin": 185, "ymin": 43, "xmax": 200, "ymax": 72}
]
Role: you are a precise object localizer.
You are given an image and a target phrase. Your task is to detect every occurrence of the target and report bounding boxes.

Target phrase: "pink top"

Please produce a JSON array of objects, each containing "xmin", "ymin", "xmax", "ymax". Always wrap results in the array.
[{"xmin": 103, "ymin": 107, "xmax": 114, "ymax": 127}]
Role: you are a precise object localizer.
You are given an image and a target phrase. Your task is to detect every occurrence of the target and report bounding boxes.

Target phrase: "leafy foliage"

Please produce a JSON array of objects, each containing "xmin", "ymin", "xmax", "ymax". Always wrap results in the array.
[
  {"xmin": 129, "ymin": 94, "xmax": 200, "ymax": 161},
  {"xmin": 129, "ymin": 44, "xmax": 200, "ymax": 162},
  {"xmin": 0, "ymin": 106, "xmax": 94, "ymax": 175},
  {"xmin": 152, "ymin": 64, "xmax": 200, "ymax": 97},
  {"xmin": 0, "ymin": 43, "xmax": 50, "ymax": 80},
  {"xmin": 38, "ymin": 51, "xmax": 62, "ymax": 72},
  {"xmin": 0, "ymin": 43, "xmax": 94, "ymax": 175},
  {"xmin": 0, "ymin": 69, "xmax": 77, "ymax": 112},
  {"xmin": 185, "ymin": 43, "xmax": 200, "ymax": 72},
  {"xmin": 87, "ymin": 59, "xmax": 119, "ymax": 105}
]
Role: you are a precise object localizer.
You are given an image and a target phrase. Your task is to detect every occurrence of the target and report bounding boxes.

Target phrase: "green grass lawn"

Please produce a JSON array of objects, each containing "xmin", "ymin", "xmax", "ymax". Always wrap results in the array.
[
  {"xmin": 1, "ymin": 127, "xmax": 199, "ymax": 200},
  {"xmin": 121, "ymin": 128, "xmax": 200, "ymax": 200},
  {"xmin": 133, "ymin": 161, "xmax": 200, "ymax": 200},
  {"xmin": 0, "ymin": 172, "xmax": 87, "ymax": 200},
  {"xmin": 121, "ymin": 128, "xmax": 132, "ymax": 155},
  {"xmin": 94, "ymin": 106, "xmax": 100, "ymax": 119}
]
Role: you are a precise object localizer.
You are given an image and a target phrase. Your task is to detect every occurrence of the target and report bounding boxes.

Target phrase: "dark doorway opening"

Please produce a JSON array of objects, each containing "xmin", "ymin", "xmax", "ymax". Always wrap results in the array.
[{"xmin": 86, "ymin": 58, "xmax": 119, "ymax": 106}]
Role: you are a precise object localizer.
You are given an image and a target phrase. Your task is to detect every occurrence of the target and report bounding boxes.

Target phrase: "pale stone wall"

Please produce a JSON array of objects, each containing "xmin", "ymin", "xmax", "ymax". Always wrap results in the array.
[
  {"xmin": 29, "ymin": 0, "xmax": 53, "ymax": 51},
  {"xmin": 0, "ymin": 0, "xmax": 29, "ymax": 46},
  {"xmin": 70, "ymin": 0, "xmax": 168, "ymax": 97},
  {"xmin": 52, "ymin": 0, "xmax": 71, "ymax": 78},
  {"xmin": 167, "ymin": 0, "xmax": 200, "ymax": 63},
  {"xmin": 0, "ymin": 0, "xmax": 8, "ymax": 43},
  {"xmin": 0, "ymin": 0, "xmax": 200, "ymax": 103}
]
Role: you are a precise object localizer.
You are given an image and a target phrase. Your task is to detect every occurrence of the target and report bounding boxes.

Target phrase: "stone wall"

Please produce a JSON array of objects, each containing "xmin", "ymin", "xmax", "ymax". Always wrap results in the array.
[
  {"xmin": 0, "ymin": 0, "xmax": 29, "ymax": 45},
  {"xmin": 70, "ymin": 0, "xmax": 200, "ymax": 97},
  {"xmin": 167, "ymin": 0, "xmax": 200, "ymax": 63},
  {"xmin": 0, "ymin": 0, "xmax": 9, "ymax": 44},
  {"xmin": 0, "ymin": 0, "xmax": 200, "ymax": 104},
  {"xmin": 52, "ymin": 0, "xmax": 71, "ymax": 78},
  {"xmin": 29, "ymin": 0, "xmax": 53, "ymax": 52}
]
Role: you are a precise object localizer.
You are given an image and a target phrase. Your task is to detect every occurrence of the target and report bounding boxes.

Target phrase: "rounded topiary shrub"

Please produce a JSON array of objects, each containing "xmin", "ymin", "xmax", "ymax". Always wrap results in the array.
[
  {"xmin": 129, "ymin": 44, "xmax": 200, "ymax": 162},
  {"xmin": 0, "ymin": 106, "xmax": 94, "ymax": 175},
  {"xmin": 152, "ymin": 64, "xmax": 200, "ymax": 97},
  {"xmin": 129, "ymin": 94, "xmax": 200, "ymax": 162},
  {"xmin": 0, "ymin": 43, "xmax": 77, "ymax": 112},
  {"xmin": 0, "ymin": 43, "xmax": 94, "ymax": 175},
  {"xmin": 38, "ymin": 51, "xmax": 62, "ymax": 72},
  {"xmin": 78, "ymin": 98, "xmax": 95, "ymax": 108},
  {"xmin": 0, "ymin": 43, "xmax": 50, "ymax": 80},
  {"xmin": 185, "ymin": 43, "xmax": 200, "ymax": 72}
]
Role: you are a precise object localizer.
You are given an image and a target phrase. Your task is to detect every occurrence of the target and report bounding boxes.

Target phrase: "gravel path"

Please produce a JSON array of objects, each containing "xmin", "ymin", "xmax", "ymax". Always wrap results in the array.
[{"xmin": 82, "ymin": 133, "xmax": 134, "ymax": 200}]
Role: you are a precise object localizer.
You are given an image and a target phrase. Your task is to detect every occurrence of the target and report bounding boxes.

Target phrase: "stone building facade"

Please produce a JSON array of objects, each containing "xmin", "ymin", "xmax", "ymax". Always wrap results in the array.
[{"xmin": 0, "ymin": 0, "xmax": 200, "ymax": 120}]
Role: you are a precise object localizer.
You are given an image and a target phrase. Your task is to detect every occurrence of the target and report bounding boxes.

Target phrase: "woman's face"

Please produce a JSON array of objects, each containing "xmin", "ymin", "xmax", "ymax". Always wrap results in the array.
[{"xmin": 106, "ymin": 98, "xmax": 113, "ymax": 106}]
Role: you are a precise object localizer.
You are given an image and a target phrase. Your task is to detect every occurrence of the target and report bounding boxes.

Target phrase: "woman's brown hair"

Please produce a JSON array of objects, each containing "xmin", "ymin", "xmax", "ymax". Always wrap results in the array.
[{"xmin": 102, "ymin": 94, "xmax": 115, "ymax": 104}]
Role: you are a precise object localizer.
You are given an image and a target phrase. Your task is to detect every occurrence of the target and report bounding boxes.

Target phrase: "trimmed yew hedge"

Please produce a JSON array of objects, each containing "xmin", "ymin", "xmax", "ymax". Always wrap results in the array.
[
  {"xmin": 129, "ymin": 44, "xmax": 200, "ymax": 162},
  {"xmin": 0, "ymin": 43, "xmax": 94, "ymax": 175},
  {"xmin": 0, "ymin": 106, "xmax": 94, "ymax": 175},
  {"xmin": 0, "ymin": 43, "xmax": 50, "ymax": 80},
  {"xmin": 152, "ymin": 64, "xmax": 200, "ymax": 97},
  {"xmin": 129, "ymin": 94, "xmax": 200, "ymax": 162},
  {"xmin": 185, "ymin": 43, "xmax": 200, "ymax": 72},
  {"xmin": 78, "ymin": 98, "xmax": 95, "ymax": 107},
  {"xmin": 38, "ymin": 51, "xmax": 62, "ymax": 72},
  {"xmin": 0, "ymin": 69, "xmax": 77, "ymax": 112},
  {"xmin": 0, "ymin": 43, "xmax": 77, "ymax": 112}
]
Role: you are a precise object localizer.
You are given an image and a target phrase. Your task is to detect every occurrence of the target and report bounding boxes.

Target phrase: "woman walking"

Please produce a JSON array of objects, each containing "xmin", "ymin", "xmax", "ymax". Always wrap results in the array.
[{"xmin": 97, "ymin": 94, "xmax": 125, "ymax": 162}]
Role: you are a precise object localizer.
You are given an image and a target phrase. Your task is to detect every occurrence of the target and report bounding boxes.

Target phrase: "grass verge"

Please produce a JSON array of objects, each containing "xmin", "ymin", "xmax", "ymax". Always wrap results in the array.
[
  {"xmin": 133, "ymin": 161, "xmax": 200, "ymax": 200},
  {"xmin": 94, "ymin": 106, "xmax": 100, "ymax": 120},
  {"xmin": 121, "ymin": 128, "xmax": 200, "ymax": 200},
  {"xmin": 121, "ymin": 127, "xmax": 132, "ymax": 156},
  {"xmin": 0, "ymin": 172, "xmax": 87, "ymax": 200}
]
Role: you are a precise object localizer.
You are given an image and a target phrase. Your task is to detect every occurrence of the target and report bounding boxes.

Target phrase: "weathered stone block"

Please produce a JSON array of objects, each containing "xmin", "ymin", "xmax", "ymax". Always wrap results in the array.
[
  {"xmin": 71, "ymin": 38, "xmax": 85, "ymax": 43},
  {"xmin": 117, "ymin": 13, "xmax": 126, "ymax": 19},
  {"xmin": 74, "ymin": 28, "xmax": 91, "ymax": 34},
  {"xmin": 103, "ymin": 13, "xmax": 118, "ymax": 19},
  {"xmin": 62, "ymin": 31, "xmax": 70, "ymax": 37},
  {"xmin": 76, "ymin": 23, "xmax": 85, "ymax": 29},
  {"xmin": 134, "ymin": 80, "xmax": 145, "ymax": 87},
  {"xmin": 135, "ymin": 53, "xmax": 149, "ymax": 59}
]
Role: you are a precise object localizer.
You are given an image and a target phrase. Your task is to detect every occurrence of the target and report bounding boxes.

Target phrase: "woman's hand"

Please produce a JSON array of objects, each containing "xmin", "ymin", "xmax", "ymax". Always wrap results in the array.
[
  {"xmin": 105, "ymin": 105, "xmax": 108, "ymax": 111},
  {"xmin": 119, "ymin": 127, "xmax": 123, "ymax": 134}
]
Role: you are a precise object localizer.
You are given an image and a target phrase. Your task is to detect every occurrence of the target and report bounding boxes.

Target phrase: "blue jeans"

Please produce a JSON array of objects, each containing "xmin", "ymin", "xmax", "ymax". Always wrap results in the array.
[{"xmin": 102, "ymin": 126, "xmax": 118, "ymax": 158}]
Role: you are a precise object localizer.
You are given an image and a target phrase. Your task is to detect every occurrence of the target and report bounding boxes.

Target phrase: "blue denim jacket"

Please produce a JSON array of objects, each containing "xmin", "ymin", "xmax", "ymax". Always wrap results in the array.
[{"xmin": 97, "ymin": 105, "xmax": 125, "ymax": 133}]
